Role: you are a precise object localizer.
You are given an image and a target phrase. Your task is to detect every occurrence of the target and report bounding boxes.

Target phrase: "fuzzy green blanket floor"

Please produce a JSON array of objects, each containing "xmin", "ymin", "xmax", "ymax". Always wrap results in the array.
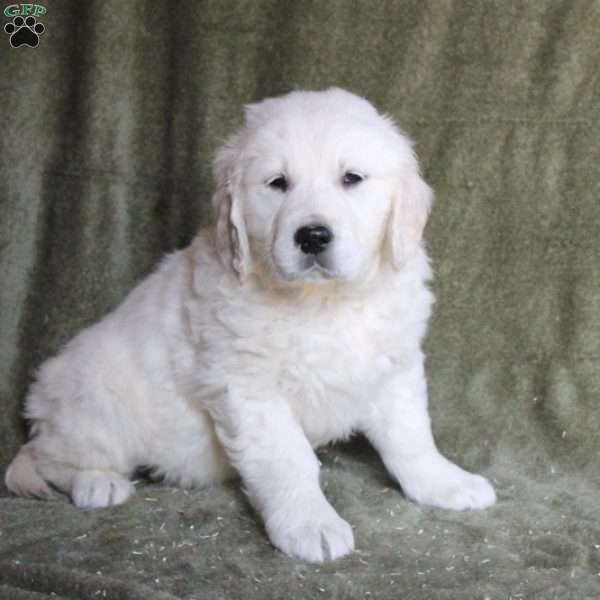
[{"xmin": 1, "ymin": 1, "xmax": 599, "ymax": 598}]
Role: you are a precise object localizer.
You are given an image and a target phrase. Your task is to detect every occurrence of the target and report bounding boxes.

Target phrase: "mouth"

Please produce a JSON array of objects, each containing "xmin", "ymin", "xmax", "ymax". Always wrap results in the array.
[
  {"xmin": 273, "ymin": 255, "xmax": 342, "ymax": 282},
  {"xmin": 300, "ymin": 262, "xmax": 338, "ymax": 280}
]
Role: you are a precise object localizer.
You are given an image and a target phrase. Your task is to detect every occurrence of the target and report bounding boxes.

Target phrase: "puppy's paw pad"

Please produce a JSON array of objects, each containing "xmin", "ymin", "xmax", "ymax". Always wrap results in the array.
[
  {"xmin": 268, "ymin": 508, "xmax": 354, "ymax": 562},
  {"xmin": 72, "ymin": 470, "xmax": 134, "ymax": 508}
]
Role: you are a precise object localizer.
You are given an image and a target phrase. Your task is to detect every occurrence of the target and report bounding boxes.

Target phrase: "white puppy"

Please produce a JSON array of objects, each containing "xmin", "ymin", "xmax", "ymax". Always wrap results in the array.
[{"xmin": 6, "ymin": 88, "xmax": 495, "ymax": 562}]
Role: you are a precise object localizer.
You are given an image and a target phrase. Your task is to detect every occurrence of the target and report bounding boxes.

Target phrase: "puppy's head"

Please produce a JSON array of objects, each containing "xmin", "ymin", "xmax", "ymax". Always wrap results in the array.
[{"xmin": 213, "ymin": 88, "xmax": 432, "ymax": 285}]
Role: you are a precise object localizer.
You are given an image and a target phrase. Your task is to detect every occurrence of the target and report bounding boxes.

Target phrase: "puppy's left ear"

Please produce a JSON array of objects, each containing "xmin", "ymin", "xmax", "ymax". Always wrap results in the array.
[
  {"xmin": 213, "ymin": 139, "xmax": 251, "ymax": 281},
  {"xmin": 387, "ymin": 163, "xmax": 434, "ymax": 269}
]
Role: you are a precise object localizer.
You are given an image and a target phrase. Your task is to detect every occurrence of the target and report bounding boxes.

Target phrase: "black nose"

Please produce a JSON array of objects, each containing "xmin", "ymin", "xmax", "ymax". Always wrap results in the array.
[{"xmin": 294, "ymin": 225, "xmax": 333, "ymax": 255}]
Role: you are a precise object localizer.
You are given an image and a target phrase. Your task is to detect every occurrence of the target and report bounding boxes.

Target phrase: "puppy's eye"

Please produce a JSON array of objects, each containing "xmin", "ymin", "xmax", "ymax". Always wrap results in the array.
[
  {"xmin": 342, "ymin": 171, "xmax": 365, "ymax": 187},
  {"xmin": 266, "ymin": 175, "xmax": 289, "ymax": 192}
]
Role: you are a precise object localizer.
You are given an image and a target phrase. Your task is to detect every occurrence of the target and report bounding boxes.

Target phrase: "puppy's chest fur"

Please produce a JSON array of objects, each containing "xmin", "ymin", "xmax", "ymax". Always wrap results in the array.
[
  {"xmin": 190, "ymin": 274, "xmax": 426, "ymax": 445},
  {"xmin": 275, "ymin": 305, "xmax": 395, "ymax": 445}
]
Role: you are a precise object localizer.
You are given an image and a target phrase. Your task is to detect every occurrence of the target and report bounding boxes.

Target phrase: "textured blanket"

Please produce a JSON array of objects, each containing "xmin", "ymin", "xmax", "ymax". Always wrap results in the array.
[{"xmin": 1, "ymin": 1, "xmax": 599, "ymax": 598}]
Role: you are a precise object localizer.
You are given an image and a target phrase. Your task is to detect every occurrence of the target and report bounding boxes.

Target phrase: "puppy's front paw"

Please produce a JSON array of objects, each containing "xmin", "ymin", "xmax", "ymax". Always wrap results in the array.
[
  {"xmin": 266, "ymin": 496, "xmax": 354, "ymax": 562},
  {"xmin": 399, "ymin": 455, "xmax": 496, "ymax": 511}
]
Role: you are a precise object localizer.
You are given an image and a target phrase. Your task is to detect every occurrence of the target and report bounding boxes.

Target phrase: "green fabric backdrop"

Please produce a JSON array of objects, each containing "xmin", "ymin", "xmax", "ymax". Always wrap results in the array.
[{"xmin": 1, "ymin": 1, "xmax": 599, "ymax": 598}]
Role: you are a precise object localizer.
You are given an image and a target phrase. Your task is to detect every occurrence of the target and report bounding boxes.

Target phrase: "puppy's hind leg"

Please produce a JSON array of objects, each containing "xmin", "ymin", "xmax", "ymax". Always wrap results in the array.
[
  {"xmin": 71, "ymin": 469, "xmax": 134, "ymax": 508},
  {"xmin": 5, "ymin": 444, "xmax": 52, "ymax": 499},
  {"xmin": 7, "ymin": 441, "xmax": 136, "ymax": 508},
  {"xmin": 35, "ymin": 440, "xmax": 136, "ymax": 508}
]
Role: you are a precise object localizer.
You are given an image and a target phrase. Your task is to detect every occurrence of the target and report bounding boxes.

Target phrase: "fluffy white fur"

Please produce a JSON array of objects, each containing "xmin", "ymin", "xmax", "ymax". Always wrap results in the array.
[{"xmin": 5, "ymin": 88, "xmax": 495, "ymax": 562}]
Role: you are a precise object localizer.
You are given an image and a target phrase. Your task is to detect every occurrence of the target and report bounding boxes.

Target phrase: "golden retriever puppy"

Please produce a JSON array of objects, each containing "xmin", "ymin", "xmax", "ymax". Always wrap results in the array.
[{"xmin": 6, "ymin": 88, "xmax": 496, "ymax": 562}]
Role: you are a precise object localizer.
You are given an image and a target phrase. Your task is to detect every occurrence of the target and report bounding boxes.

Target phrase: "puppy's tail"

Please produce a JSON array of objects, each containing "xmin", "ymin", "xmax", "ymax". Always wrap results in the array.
[{"xmin": 5, "ymin": 444, "xmax": 52, "ymax": 499}]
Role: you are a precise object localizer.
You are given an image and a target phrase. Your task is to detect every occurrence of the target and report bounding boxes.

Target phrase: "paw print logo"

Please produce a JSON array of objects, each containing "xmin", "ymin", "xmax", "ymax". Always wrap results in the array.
[{"xmin": 4, "ymin": 15, "xmax": 45, "ymax": 48}]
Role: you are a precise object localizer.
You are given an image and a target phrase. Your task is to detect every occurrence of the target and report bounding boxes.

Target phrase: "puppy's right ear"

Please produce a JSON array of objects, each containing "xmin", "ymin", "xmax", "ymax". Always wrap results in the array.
[{"xmin": 212, "ymin": 136, "xmax": 251, "ymax": 281}]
